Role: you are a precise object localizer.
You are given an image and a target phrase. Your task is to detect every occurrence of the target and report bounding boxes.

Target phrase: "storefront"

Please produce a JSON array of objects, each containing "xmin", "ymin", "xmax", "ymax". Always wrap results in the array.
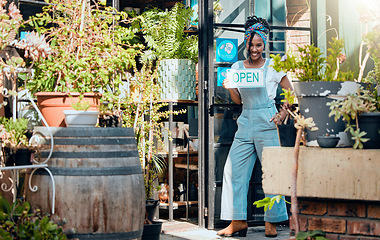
[{"xmin": 17, "ymin": 0, "xmax": 315, "ymax": 230}]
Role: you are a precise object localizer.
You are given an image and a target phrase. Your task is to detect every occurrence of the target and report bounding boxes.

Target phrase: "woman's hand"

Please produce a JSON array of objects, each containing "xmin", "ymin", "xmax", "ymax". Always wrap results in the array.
[
  {"xmin": 222, "ymin": 78, "xmax": 230, "ymax": 89},
  {"xmin": 270, "ymin": 104, "xmax": 289, "ymax": 125},
  {"xmin": 223, "ymin": 78, "xmax": 242, "ymax": 104}
]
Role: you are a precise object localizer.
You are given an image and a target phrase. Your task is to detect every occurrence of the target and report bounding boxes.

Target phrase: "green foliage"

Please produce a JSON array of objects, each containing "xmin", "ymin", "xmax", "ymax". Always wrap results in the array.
[
  {"xmin": 296, "ymin": 229, "xmax": 329, "ymax": 240},
  {"xmin": 0, "ymin": 196, "xmax": 67, "ymax": 239},
  {"xmin": 0, "ymin": 117, "xmax": 29, "ymax": 148},
  {"xmin": 121, "ymin": 62, "xmax": 185, "ymax": 198},
  {"xmin": 327, "ymin": 87, "xmax": 378, "ymax": 148},
  {"xmin": 70, "ymin": 97, "xmax": 91, "ymax": 111},
  {"xmin": 280, "ymin": 89, "xmax": 296, "ymax": 105},
  {"xmin": 253, "ymin": 195, "xmax": 290, "ymax": 212},
  {"xmin": 271, "ymin": 38, "xmax": 353, "ymax": 82},
  {"xmin": 137, "ymin": 3, "xmax": 198, "ymax": 62},
  {"xmin": 364, "ymin": 25, "xmax": 380, "ymax": 86},
  {"xmin": 27, "ymin": 0, "xmax": 143, "ymax": 106}
]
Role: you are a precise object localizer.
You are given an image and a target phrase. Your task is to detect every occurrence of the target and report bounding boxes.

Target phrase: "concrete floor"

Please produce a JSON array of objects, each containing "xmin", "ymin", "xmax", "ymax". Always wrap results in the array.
[{"xmin": 160, "ymin": 220, "xmax": 291, "ymax": 240}]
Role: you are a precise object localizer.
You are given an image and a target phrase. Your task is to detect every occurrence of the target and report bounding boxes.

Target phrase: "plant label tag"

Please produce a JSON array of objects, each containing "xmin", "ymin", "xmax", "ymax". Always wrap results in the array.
[{"xmin": 226, "ymin": 68, "xmax": 265, "ymax": 88}]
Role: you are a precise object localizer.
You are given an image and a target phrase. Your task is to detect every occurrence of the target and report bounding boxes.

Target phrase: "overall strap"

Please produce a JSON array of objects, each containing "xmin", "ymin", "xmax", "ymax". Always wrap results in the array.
[
  {"xmin": 238, "ymin": 60, "xmax": 244, "ymax": 69},
  {"xmin": 263, "ymin": 58, "xmax": 275, "ymax": 105}
]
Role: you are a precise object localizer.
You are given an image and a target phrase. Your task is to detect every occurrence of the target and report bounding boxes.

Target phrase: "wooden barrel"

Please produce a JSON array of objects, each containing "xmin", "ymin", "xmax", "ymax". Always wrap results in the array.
[{"xmin": 25, "ymin": 127, "xmax": 145, "ymax": 240}]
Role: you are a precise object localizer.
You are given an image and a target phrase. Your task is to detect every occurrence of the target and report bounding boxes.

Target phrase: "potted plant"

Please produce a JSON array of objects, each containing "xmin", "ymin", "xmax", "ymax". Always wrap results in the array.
[
  {"xmin": 326, "ymin": 5, "xmax": 380, "ymax": 149},
  {"xmin": 0, "ymin": 117, "xmax": 34, "ymax": 166},
  {"xmin": 271, "ymin": 38, "xmax": 359, "ymax": 146},
  {"xmin": 26, "ymin": 0, "xmax": 143, "ymax": 127},
  {"xmin": 327, "ymin": 87, "xmax": 379, "ymax": 149},
  {"xmin": 136, "ymin": 2, "xmax": 198, "ymax": 101},
  {"xmin": 63, "ymin": 97, "xmax": 99, "ymax": 127}
]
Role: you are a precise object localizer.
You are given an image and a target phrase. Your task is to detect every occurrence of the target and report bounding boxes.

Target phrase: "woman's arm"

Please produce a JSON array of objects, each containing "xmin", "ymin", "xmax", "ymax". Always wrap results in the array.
[
  {"xmin": 223, "ymin": 78, "xmax": 242, "ymax": 104},
  {"xmin": 279, "ymin": 75, "xmax": 293, "ymax": 91},
  {"xmin": 271, "ymin": 75, "xmax": 294, "ymax": 124}
]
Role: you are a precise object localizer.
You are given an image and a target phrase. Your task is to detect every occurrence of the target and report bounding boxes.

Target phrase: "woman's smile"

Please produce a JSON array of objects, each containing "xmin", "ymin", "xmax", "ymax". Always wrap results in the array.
[{"xmin": 247, "ymin": 34, "xmax": 265, "ymax": 61}]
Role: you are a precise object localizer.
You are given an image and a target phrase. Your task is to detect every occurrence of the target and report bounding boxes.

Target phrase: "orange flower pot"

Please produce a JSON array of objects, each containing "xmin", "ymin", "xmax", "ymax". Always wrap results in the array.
[{"xmin": 35, "ymin": 92, "xmax": 101, "ymax": 127}]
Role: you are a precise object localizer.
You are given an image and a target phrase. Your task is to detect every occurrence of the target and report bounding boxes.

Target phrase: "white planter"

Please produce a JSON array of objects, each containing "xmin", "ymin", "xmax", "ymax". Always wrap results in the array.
[
  {"xmin": 158, "ymin": 59, "xmax": 196, "ymax": 100},
  {"xmin": 63, "ymin": 110, "xmax": 99, "ymax": 127}
]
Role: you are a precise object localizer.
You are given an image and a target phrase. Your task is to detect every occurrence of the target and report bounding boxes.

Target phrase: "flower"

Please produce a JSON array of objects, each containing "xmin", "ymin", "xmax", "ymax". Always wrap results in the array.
[
  {"xmin": 8, "ymin": 2, "xmax": 22, "ymax": 21},
  {"xmin": 16, "ymin": 32, "xmax": 51, "ymax": 61},
  {"xmin": 338, "ymin": 53, "xmax": 346, "ymax": 64},
  {"xmin": 289, "ymin": 110, "xmax": 318, "ymax": 131}
]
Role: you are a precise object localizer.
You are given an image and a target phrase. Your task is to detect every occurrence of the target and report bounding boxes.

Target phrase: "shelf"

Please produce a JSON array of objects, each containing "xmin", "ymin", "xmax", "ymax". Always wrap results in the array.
[
  {"xmin": 158, "ymin": 150, "xmax": 198, "ymax": 157},
  {"xmin": 183, "ymin": 30, "xmax": 198, "ymax": 36},
  {"xmin": 161, "ymin": 99, "xmax": 198, "ymax": 104},
  {"xmin": 174, "ymin": 163, "xmax": 198, "ymax": 170},
  {"xmin": 159, "ymin": 201, "xmax": 198, "ymax": 210}
]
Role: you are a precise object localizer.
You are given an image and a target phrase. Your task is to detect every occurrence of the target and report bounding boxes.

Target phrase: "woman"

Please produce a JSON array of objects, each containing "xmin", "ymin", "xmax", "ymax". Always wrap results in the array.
[{"xmin": 217, "ymin": 16, "xmax": 292, "ymax": 238}]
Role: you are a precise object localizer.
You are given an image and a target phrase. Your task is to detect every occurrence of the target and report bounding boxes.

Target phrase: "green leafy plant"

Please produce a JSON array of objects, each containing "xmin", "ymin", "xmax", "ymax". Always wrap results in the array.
[
  {"xmin": 253, "ymin": 195, "xmax": 290, "ymax": 212},
  {"xmin": 327, "ymin": 87, "xmax": 378, "ymax": 148},
  {"xmin": 121, "ymin": 62, "xmax": 185, "ymax": 199},
  {"xmin": 271, "ymin": 38, "xmax": 353, "ymax": 82},
  {"xmin": 296, "ymin": 230, "xmax": 329, "ymax": 240},
  {"xmin": 71, "ymin": 101, "xmax": 90, "ymax": 111},
  {"xmin": 136, "ymin": 2, "xmax": 198, "ymax": 62},
  {"xmin": 0, "ymin": 117, "xmax": 30, "ymax": 149},
  {"xmin": 70, "ymin": 95, "xmax": 91, "ymax": 111},
  {"xmin": 0, "ymin": 196, "xmax": 67, "ymax": 239},
  {"xmin": 273, "ymin": 89, "xmax": 298, "ymax": 125},
  {"xmin": 356, "ymin": 3, "xmax": 380, "ymax": 109},
  {"xmin": 26, "ymin": 0, "xmax": 143, "ymax": 108}
]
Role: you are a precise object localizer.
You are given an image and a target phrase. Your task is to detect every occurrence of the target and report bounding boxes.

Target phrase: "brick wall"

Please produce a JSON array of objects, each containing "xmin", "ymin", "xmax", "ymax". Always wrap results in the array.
[
  {"xmin": 286, "ymin": 0, "xmax": 311, "ymax": 53},
  {"xmin": 290, "ymin": 199, "xmax": 380, "ymax": 240}
]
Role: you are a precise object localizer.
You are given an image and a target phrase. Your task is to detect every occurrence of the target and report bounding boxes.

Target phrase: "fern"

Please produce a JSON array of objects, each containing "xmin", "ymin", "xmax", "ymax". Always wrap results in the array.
[{"xmin": 139, "ymin": 3, "xmax": 198, "ymax": 62}]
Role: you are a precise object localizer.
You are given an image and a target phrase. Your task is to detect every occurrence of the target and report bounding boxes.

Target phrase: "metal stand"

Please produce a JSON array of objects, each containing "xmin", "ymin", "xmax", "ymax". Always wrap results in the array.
[
  {"xmin": 168, "ymin": 101, "xmax": 174, "ymax": 222},
  {"xmin": 164, "ymin": 100, "xmax": 198, "ymax": 222},
  {"xmin": 0, "ymin": 164, "xmax": 55, "ymax": 214}
]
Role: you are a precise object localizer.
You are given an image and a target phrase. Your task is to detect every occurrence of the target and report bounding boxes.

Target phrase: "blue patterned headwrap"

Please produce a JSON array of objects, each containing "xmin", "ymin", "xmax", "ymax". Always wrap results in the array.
[{"xmin": 244, "ymin": 22, "xmax": 269, "ymax": 46}]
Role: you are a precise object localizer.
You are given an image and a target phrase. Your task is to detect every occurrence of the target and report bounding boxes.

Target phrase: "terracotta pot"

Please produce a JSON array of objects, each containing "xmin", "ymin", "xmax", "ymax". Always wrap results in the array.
[{"xmin": 35, "ymin": 92, "xmax": 101, "ymax": 127}]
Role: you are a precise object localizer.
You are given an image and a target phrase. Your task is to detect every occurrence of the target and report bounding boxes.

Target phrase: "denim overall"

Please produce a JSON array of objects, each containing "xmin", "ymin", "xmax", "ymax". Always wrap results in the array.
[{"xmin": 220, "ymin": 59, "xmax": 288, "ymax": 222}]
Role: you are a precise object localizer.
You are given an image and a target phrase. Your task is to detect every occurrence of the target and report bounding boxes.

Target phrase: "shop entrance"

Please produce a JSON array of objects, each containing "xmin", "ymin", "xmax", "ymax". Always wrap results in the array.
[{"xmin": 198, "ymin": 0, "xmax": 312, "ymax": 229}]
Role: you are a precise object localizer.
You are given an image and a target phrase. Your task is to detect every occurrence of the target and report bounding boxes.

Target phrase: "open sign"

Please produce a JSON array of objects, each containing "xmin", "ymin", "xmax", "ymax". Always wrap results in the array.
[{"xmin": 226, "ymin": 68, "xmax": 264, "ymax": 88}]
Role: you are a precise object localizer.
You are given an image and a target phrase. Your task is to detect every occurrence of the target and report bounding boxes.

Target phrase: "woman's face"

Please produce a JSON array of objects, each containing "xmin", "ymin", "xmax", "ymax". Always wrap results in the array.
[{"xmin": 246, "ymin": 33, "xmax": 264, "ymax": 61}]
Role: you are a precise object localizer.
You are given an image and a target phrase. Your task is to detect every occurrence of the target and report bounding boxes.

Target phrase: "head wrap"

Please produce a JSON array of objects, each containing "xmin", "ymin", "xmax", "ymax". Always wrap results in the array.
[{"xmin": 244, "ymin": 22, "xmax": 269, "ymax": 46}]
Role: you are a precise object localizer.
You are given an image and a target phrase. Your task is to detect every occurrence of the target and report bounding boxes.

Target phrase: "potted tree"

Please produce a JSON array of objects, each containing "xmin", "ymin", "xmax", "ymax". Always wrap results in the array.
[
  {"xmin": 271, "ymin": 38, "xmax": 359, "ymax": 146},
  {"xmin": 136, "ymin": 3, "xmax": 198, "ymax": 101},
  {"xmin": 26, "ymin": 0, "xmax": 143, "ymax": 127}
]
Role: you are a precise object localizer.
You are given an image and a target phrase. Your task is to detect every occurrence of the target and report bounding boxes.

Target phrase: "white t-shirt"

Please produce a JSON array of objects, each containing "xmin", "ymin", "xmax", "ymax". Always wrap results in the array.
[{"xmin": 231, "ymin": 59, "xmax": 286, "ymax": 100}]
